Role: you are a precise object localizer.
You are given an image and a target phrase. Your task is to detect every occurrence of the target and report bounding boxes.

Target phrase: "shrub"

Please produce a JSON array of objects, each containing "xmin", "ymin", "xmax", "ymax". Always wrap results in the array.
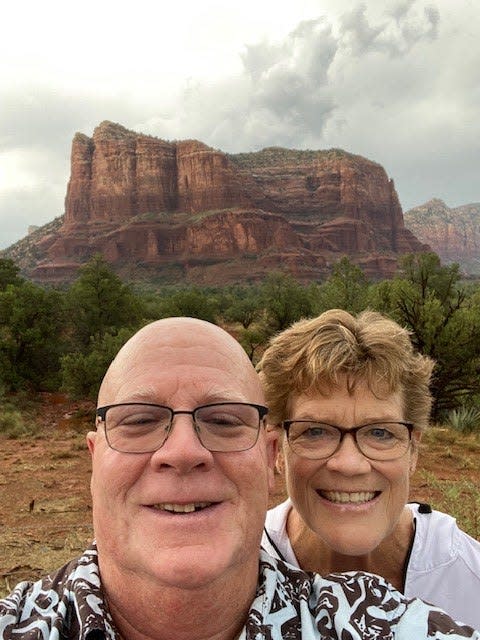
[
  {"xmin": 61, "ymin": 327, "xmax": 137, "ymax": 399},
  {"xmin": 445, "ymin": 406, "xmax": 480, "ymax": 434},
  {"xmin": 0, "ymin": 407, "xmax": 38, "ymax": 439}
]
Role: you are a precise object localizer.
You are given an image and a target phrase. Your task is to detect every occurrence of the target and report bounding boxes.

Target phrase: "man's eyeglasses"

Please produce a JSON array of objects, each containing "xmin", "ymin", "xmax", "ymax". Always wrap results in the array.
[
  {"xmin": 96, "ymin": 402, "xmax": 268, "ymax": 454},
  {"xmin": 281, "ymin": 420, "xmax": 414, "ymax": 461}
]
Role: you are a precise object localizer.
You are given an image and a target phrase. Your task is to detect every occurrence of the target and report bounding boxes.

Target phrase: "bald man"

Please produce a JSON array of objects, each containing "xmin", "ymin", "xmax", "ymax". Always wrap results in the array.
[{"xmin": 1, "ymin": 318, "xmax": 478, "ymax": 639}]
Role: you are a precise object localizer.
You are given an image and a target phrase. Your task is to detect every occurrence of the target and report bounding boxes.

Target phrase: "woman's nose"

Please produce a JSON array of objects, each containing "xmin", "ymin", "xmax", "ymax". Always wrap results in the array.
[{"xmin": 325, "ymin": 432, "xmax": 372, "ymax": 475}]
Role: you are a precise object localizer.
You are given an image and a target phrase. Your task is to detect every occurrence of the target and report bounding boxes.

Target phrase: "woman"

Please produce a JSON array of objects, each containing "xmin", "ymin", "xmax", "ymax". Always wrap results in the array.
[{"xmin": 258, "ymin": 309, "xmax": 480, "ymax": 629}]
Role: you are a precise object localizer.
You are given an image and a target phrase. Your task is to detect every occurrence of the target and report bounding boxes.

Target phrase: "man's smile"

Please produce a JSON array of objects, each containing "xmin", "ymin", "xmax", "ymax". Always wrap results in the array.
[{"xmin": 151, "ymin": 502, "xmax": 215, "ymax": 513}]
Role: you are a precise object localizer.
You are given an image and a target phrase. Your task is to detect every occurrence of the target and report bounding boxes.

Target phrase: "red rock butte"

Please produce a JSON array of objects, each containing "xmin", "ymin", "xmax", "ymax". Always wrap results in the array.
[
  {"xmin": 404, "ymin": 198, "xmax": 480, "ymax": 274},
  {"xmin": 8, "ymin": 121, "xmax": 430, "ymax": 283}
]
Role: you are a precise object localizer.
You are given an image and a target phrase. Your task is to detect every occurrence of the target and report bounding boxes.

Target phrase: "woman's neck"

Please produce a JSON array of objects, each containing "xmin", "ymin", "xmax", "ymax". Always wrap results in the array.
[{"xmin": 287, "ymin": 506, "xmax": 414, "ymax": 592}]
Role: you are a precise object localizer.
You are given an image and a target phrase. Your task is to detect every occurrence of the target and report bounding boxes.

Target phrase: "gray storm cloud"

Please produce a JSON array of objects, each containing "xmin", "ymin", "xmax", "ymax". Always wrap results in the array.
[
  {"xmin": 1, "ymin": 0, "xmax": 478, "ymax": 248},
  {"xmin": 177, "ymin": 0, "xmax": 444, "ymax": 151},
  {"xmin": 339, "ymin": 2, "xmax": 439, "ymax": 56}
]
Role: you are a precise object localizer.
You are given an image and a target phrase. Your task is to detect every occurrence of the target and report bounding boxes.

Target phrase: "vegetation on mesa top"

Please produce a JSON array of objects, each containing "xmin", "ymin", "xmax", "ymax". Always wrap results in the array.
[
  {"xmin": 1, "ymin": 253, "xmax": 480, "ymax": 431},
  {"xmin": 228, "ymin": 146, "xmax": 373, "ymax": 169}
]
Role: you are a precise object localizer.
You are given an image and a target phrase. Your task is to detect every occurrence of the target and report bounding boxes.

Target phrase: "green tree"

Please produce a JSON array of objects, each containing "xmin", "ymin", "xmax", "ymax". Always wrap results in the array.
[
  {"xmin": 236, "ymin": 322, "xmax": 272, "ymax": 363},
  {"xmin": 0, "ymin": 281, "xmax": 65, "ymax": 390},
  {"xmin": 65, "ymin": 255, "xmax": 143, "ymax": 350},
  {"xmin": 221, "ymin": 285, "xmax": 262, "ymax": 329},
  {"xmin": 151, "ymin": 286, "xmax": 220, "ymax": 323},
  {"xmin": 260, "ymin": 272, "xmax": 313, "ymax": 331},
  {"xmin": 61, "ymin": 328, "xmax": 137, "ymax": 399},
  {"xmin": 369, "ymin": 253, "xmax": 480, "ymax": 418},
  {"xmin": 313, "ymin": 257, "xmax": 369, "ymax": 314},
  {"xmin": 399, "ymin": 252, "xmax": 462, "ymax": 306},
  {"xmin": 0, "ymin": 258, "xmax": 23, "ymax": 291}
]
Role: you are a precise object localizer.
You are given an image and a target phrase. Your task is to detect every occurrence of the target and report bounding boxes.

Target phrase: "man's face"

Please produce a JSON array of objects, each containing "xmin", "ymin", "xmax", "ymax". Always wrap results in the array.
[{"xmin": 87, "ymin": 320, "xmax": 277, "ymax": 591}]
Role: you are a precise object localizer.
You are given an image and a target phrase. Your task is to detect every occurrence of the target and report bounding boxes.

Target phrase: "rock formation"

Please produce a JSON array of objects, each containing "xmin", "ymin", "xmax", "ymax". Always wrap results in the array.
[
  {"xmin": 3, "ymin": 121, "xmax": 429, "ymax": 284},
  {"xmin": 404, "ymin": 199, "xmax": 480, "ymax": 274}
]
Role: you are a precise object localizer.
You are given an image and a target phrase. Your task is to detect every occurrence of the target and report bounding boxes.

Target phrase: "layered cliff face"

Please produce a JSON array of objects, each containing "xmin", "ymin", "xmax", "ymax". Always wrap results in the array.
[
  {"xmin": 8, "ymin": 121, "xmax": 429, "ymax": 284},
  {"xmin": 64, "ymin": 123, "xmax": 249, "ymax": 226},
  {"xmin": 404, "ymin": 199, "xmax": 480, "ymax": 274}
]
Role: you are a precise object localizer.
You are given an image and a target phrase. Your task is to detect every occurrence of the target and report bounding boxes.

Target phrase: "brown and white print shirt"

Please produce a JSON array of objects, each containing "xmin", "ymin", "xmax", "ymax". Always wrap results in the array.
[{"xmin": 0, "ymin": 545, "xmax": 478, "ymax": 639}]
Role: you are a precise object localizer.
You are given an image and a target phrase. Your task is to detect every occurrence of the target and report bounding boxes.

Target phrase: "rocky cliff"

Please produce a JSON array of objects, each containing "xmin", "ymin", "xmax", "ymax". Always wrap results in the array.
[
  {"xmin": 404, "ymin": 199, "xmax": 480, "ymax": 274},
  {"xmin": 3, "ymin": 121, "xmax": 429, "ymax": 284}
]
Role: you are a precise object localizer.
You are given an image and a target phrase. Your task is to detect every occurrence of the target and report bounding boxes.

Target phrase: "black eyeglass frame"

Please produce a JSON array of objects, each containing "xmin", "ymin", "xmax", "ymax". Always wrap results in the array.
[
  {"xmin": 281, "ymin": 420, "xmax": 415, "ymax": 461},
  {"xmin": 96, "ymin": 402, "xmax": 269, "ymax": 454}
]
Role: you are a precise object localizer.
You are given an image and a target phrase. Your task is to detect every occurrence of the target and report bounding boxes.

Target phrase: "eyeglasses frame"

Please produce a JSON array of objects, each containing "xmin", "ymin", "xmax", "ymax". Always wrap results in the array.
[
  {"xmin": 96, "ymin": 401, "xmax": 269, "ymax": 454},
  {"xmin": 281, "ymin": 420, "xmax": 415, "ymax": 461}
]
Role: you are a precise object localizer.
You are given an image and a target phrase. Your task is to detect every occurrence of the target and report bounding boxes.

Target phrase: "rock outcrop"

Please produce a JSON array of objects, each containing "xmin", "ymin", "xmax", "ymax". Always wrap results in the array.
[
  {"xmin": 404, "ymin": 199, "xmax": 480, "ymax": 274},
  {"xmin": 4, "ymin": 121, "xmax": 429, "ymax": 284}
]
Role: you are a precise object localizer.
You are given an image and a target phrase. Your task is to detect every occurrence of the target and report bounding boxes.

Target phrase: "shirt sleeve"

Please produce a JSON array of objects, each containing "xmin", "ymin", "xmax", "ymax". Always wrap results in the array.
[
  {"xmin": 311, "ymin": 571, "xmax": 480, "ymax": 639},
  {"xmin": 394, "ymin": 597, "xmax": 480, "ymax": 639}
]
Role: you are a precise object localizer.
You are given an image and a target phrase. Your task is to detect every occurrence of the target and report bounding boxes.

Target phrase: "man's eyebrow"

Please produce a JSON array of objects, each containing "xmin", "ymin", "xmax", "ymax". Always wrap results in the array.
[
  {"xmin": 115, "ymin": 387, "xmax": 164, "ymax": 403},
  {"xmin": 115, "ymin": 390, "xmax": 249, "ymax": 405},
  {"xmin": 200, "ymin": 386, "xmax": 250, "ymax": 402}
]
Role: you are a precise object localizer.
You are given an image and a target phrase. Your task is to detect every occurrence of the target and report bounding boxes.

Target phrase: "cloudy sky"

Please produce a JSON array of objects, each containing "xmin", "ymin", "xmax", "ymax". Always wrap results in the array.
[{"xmin": 1, "ymin": 0, "xmax": 478, "ymax": 249}]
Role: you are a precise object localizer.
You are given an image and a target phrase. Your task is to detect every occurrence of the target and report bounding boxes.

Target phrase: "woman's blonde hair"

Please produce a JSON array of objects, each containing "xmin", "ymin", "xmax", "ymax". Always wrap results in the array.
[{"xmin": 257, "ymin": 309, "xmax": 434, "ymax": 431}]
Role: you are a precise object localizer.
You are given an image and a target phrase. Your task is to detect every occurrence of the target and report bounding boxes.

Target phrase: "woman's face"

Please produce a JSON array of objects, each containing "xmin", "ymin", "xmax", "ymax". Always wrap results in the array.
[{"xmin": 283, "ymin": 376, "xmax": 419, "ymax": 556}]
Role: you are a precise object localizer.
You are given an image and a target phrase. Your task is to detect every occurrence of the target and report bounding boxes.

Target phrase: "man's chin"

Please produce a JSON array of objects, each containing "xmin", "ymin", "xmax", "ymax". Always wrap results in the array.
[{"xmin": 139, "ymin": 546, "xmax": 245, "ymax": 590}]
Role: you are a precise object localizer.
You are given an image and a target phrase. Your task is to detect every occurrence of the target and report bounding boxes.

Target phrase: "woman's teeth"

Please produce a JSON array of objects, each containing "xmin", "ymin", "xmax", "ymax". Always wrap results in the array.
[
  {"xmin": 153, "ymin": 502, "xmax": 212, "ymax": 513},
  {"xmin": 320, "ymin": 491, "xmax": 377, "ymax": 504}
]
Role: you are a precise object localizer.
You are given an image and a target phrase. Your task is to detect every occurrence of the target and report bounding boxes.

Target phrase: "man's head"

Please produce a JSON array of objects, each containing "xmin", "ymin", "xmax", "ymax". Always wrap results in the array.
[{"xmin": 87, "ymin": 317, "xmax": 277, "ymax": 592}]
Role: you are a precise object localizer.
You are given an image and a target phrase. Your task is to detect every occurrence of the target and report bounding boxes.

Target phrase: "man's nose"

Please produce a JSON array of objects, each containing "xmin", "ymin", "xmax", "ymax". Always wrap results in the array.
[
  {"xmin": 150, "ymin": 414, "xmax": 215, "ymax": 473},
  {"xmin": 325, "ymin": 432, "xmax": 372, "ymax": 475}
]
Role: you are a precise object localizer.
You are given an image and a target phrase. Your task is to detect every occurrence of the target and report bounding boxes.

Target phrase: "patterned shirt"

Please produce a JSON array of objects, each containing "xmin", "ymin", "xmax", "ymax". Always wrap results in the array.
[{"xmin": 0, "ymin": 545, "xmax": 478, "ymax": 639}]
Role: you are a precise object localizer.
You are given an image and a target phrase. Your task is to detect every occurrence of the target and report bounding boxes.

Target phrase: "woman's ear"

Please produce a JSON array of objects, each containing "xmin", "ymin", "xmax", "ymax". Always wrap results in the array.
[
  {"xmin": 275, "ymin": 449, "xmax": 285, "ymax": 475},
  {"xmin": 265, "ymin": 427, "xmax": 279, "ymax": 493},
  {"xmin": 409, "ymin": 430, "xmax": 422, "ymax": 474}
]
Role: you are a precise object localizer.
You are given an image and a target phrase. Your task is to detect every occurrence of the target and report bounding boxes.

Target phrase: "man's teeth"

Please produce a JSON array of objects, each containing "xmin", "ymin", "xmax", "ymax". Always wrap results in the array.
[
  {"xmin": 153, "ymin": 502, "xmax": 212, "ymax": 513},
  {"xmin": 321, "ymin": 491, "xmax": 377, "ymax": 504}
]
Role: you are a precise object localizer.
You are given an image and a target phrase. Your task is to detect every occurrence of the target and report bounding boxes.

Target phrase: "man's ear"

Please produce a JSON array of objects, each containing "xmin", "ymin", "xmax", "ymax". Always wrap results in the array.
[{"xmin": 86, "ymin": 431, "xmax": 96, "ymax": 457}]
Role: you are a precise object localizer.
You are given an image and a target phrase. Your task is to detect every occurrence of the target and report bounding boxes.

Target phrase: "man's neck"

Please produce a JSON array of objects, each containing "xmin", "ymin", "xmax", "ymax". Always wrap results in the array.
[{"xmin": 101, "ymin": 561, "xmax": 258, "ymax": 640}]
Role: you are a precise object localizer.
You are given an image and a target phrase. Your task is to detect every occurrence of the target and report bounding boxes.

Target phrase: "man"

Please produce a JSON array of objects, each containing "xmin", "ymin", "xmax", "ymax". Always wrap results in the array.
[{"xmin": 0, "ymin": 317, "xmax": 478, "ymax": 639}]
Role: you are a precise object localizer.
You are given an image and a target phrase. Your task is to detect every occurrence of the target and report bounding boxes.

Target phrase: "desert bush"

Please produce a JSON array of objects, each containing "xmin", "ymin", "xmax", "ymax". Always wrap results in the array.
[
  {"xmin": 61, "ymin": 327, "xmax": 137, "ymax": 399},
  {"xmin": 445, "ymin": 406, "xmax": 480, "ymax": 434},
  {"xmin": 0, "ymin": 406, "xmax": 38, "ymax": 439}
]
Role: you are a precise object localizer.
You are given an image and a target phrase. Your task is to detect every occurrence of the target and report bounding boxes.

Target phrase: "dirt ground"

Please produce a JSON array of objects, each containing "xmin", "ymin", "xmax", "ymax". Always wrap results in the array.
[{"xmin": 1, "ymin": 393, "xmax": 480, "ymax": 596}]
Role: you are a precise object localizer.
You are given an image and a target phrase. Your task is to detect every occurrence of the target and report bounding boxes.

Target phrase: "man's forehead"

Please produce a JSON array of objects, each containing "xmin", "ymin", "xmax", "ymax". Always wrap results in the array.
[
  {"xmin": 114, "ymin": 334, "xmax": 243, "ymax": 374},
  {"xmin": 106, "ymin": 378, "xmax": 252, "ymax": 405},
  {"xmin": 120, "ymin": 318, "xmax": 241, "ymax": 357},
  {"xmin": 98, "ymin": 318, "xmax": 262, "ymax": 404}
]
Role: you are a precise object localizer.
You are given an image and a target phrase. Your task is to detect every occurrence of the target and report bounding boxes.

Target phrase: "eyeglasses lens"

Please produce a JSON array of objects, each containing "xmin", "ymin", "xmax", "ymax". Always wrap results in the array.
[
  {"xmin": 286, "ymin": 421, "xmax": 411, "ymax": 461},
  {"xmin": 102, "ymin": 403, "xmax": 262, "ymax": 453}
]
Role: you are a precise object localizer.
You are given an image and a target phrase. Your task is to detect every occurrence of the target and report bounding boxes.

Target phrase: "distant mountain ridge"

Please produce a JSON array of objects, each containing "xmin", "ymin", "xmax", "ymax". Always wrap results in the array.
[
  {"xmin": 404, "ymin": 199, "xmax": 480, "ymax": 274},
  {"xmin": 1, "ymin": 120, "xmax": 429, "ymax": 284}
]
